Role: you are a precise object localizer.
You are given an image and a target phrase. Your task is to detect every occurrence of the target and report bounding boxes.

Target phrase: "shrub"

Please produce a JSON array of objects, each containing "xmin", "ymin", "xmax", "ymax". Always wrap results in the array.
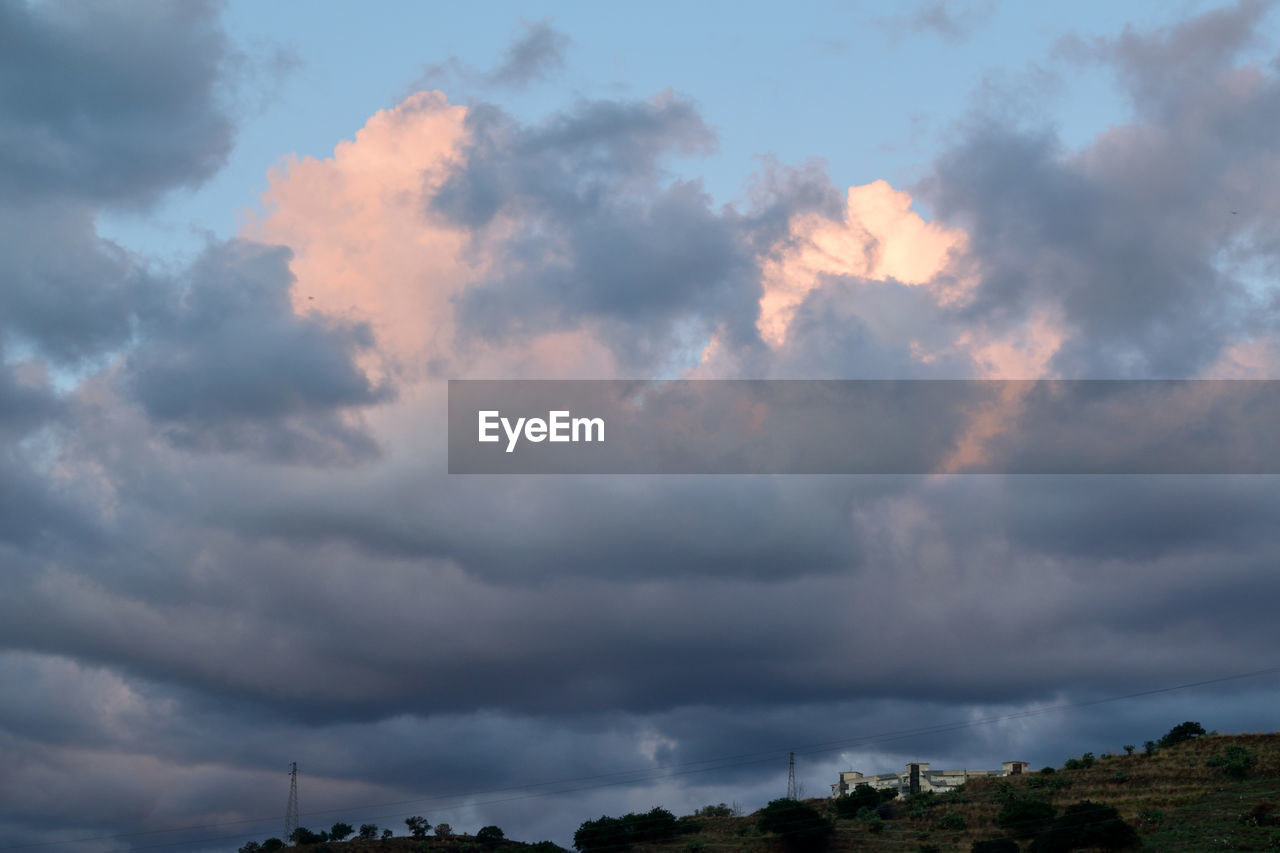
[
  {"xmin": 757, "ymin": 798, "xmax": 835, "ymax": 853},
  {"xmin": 289, "ymin": 827, "xmax": 326, "ymax": 845},
  {"xmin": 1207, "ymin": 744, "xmax": 1257, "ymax": 779},
  {"xmin": 938, "ymin": 812, "xmax": 966, "ymax": 830},
  {"xmin": 835, "ymin": 784, "xmax": 898, "ymax": 818},
  {"xmin": 860, "ymin": 812, "xmax": 885, "ymax": 834},
  {"xmin": 574, "ymin": 808, "xmax": 682, "ymax": 852},
  {"xmin": 359, "ymin": 824, "xmax": 379, "ymax": 840},
  {"xmin": 528, "ymin": 842, "xmax": 569, "ymax": 853},
  {"xmin": 1137, "ymin": 808, "xmax": 1164, "ymax": 826},
  {"xmin": 382, "ymin": 828, "xmax": 394, "ymax": 840},
  {"xmin": 329, "ymin": 823, "xmax": 354, "ymax": 842},
  {"xmin": 261, "ymin": 840, "xmax": 284, "ymax": 852},
  {"xmin": 1123, "ymin": 744, "xmax": 1135, "ymax": 755},
  {"xmin": 1143, "ymin": 740, "xmax": 1157, "ymax": 756},
  {"xmin": 1039, "ymin": 766, "xmax": 1055, "ymax": 775},
  {"xmin": 435, "ymin": 824, "xmax": 453, "ymax": 838},
  {"xmin": 695, "ymin": 803, "xmax": 733, "ymax": 818},
  {"xmin": 238, "ymin": 844, "xmax": 261, "ymax": 853},
  {"xmin": 478, "ymin": 825, "xmax": 505, "ymax": 843},
  {"xmin": 1158, "ymin": 721, "xmax": 1206, "ymax": 749},
  {"xmin": 1029, "ymin": 800, "xmax": 1139, "ymax": 852},
  {"xmin": 1241, "ymin": 801, "xmax": 1277, "ymax": 827},
  {"xmin": 997, "ymin": 797, "xmax": 1056, "ymax": 838}
]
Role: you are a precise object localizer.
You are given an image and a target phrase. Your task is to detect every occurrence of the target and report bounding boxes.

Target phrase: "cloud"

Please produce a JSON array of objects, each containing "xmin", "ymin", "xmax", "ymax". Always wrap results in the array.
[
  {"xmin": 123, "ymin": 239, "xmax": 392, "ymax": 463},
  {"xmin": 6, "ymin": 3, "xmax": 1280, "ymax": 849},
  {"xmin": 416, "ymin": 19, "xmax": 569, "ymax": 94},
  {"xmin": 0, "ymin": 0, "xmax": 235, "ymax": 207}
]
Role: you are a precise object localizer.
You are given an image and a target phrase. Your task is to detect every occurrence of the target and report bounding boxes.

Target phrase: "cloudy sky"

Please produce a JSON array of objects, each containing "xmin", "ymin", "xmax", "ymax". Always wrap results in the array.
[{"xmin": 4, "ymin": 0, "xmax": 1280, "ymax": 849}]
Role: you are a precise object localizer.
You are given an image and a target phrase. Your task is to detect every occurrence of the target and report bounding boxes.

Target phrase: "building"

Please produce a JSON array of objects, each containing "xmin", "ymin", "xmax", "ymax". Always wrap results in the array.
[{"xmin": 831, "ymin": 760, "xmax": 1031, "ymax": 797}]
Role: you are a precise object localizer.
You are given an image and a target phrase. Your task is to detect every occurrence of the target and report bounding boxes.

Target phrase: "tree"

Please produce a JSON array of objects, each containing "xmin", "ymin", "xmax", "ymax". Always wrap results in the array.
[
  {"xmin": 358, "ymin": 824, "xmax": 379, "ymax": 840},
  {"xmin": 329, "ymin": 823, "xmax": 354, "ymax": 841},
  {"xmin": 435, "ymin": 823, "xmax": 453, "ymax": 838},
  {"xmin": 237, "ymin": 843, "xmax": 261, "ymax": 853},
  {"xmin": 757, "ymin": 798, "xmax": 834, "ymax": 853},
  {"xmin": 289, "ymin": 827, "xmax": 326, "ymax": 845},
  {"xmin": 382, "ymin": 828, "xmax": 394, "ymax": 840},
  {"xmin": 1122, "ymin": 744, "xmax": 1135, "ymax": 755},
  {"xmin": 261, "ymin": 840, "xmax": 285, "ymax": 852},
  {"xmin": 835, "ymin": 783, "xmax": 896, "ymax": 818},
  {"xmin": 1029, "ymin": 800, "xmax": 1140, "ymax": 852},
  {"xmin": 996, "ymin": 796, "xmax": 1056, "ymax": 838},
  {"xmin": 405, "ymin": 816, "xmax": 430, "ymax": 838},
  {"xmin": 477, "ymin": 825, "xmax": 505, "ymax": 843},
  {"xmin": 1158, "ymin": 721, "xmax": 1206, "ymax": 749},
  {"xmin": 574, "ymin": 815, "xmax": 628, "ymax": 852}
]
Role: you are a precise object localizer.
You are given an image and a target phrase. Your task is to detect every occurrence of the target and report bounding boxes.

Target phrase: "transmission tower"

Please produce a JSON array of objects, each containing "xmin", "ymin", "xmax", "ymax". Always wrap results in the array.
[
  {"xmin": 285, "ymin": 762, "xmax": 299, "ymax": 841},
  {"xmin": 786, "ymin": 752, "xmax": 798, "ymax": 800}
]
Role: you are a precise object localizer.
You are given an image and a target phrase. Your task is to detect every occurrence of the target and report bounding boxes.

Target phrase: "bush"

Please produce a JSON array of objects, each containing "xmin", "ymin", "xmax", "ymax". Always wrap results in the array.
[
  {"xmin": 1137, "ymin": 808, "xmax": 1164, "ymax": 826},
  {"xmin": 435, "ymin": 824, "xmax": 453, "ymax": 838},
  {"xmin": 574, "ymin": 808, "xmax": 681, "ymax": 852},
  {"xmin": 478, "ymin": 825, "xmax": 505, "ymax": 843},
  {"xmin": 238, "ymin": 844, "xmax": 261, "ymax": 853},
  {"xmin": 938, "ymin": 812, "xmax": 966, "ymax": 830},
  {"xmin": 382, "ymin": 828, "xmax": 394, "ymax": 840},
  {"xmin": 329, "ymin": 823, "xmax": 354, "ymax": 842},
  {"xmin": 1123, "ymin": 744, "xmax": 1135, "ymax": 756},
  {"xmin": 1158, "ymin": 721, "xmax": 1206, "ymax": 749},
  {"xmin": 528, "ymin": 842, "xmax": 569, "ymax": 853},
  {"xmin": 1207, "ymin": 744, "xmax": 1257, "ymax": 779},
  {"xmin": 757, "ymin": 798, "xmax": 835, "ymax": 853},
  {"xmin": 1029, "ymin": 800, "xmax": 1139, "ymax": 852},
  {"xmin": 289, "ymin": 827, "xmax": 326, "ymax": 845},
  {"xmin": 997, "ymin": 797, "xmax": 1056, "ymax": 838},
  {"xmin": 861, "ymin": 812, "xmax": 885, "ymax": 834},
  {"xmin": 261, "ymin": 840, "xmax": 284, "ymax": 852},
  {"xmin": 972, "ymin": 840, "xmax": 1020, "ymax": 853},
  {"xmin": 835, "ymin": 784, "xmax": 898, "ymax": 818},
  {"xmin": 1143, "ymin": 740, "xmax": 1157, "ymax": 756},
  {"xmin": 359, "ymin": 824, "xmax": 379, "ymax": 840},
  {"xmin": 694, "ymin": 803, "xmax": 733, "ymax": 818},
  {"xmin": 1241, "ymin": 801, "xmax": 1277, "ymax": 827}
]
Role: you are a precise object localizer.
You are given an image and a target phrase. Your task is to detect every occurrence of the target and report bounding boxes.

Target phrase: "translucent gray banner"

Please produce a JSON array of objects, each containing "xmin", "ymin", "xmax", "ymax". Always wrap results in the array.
[{"xmin": 447, "ymin": 380, "xmax": 1280, "ymax": 474}]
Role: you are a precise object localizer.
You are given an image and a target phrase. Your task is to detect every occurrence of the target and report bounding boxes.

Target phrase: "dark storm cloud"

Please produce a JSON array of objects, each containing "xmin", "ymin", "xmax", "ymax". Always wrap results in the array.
[
  {"xmin": 122, "ymin": 240, "xmax": 392, "ymax": 463},
  {"xmin": 0, "ymin": 0, "xmax": 234, "ymax": 207}
]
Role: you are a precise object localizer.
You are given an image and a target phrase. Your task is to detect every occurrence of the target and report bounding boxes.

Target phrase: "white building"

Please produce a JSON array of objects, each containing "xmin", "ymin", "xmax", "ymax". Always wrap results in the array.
[{"xmin": 831, "ymin": 760, "xmax": 1031, "ymax": 797}]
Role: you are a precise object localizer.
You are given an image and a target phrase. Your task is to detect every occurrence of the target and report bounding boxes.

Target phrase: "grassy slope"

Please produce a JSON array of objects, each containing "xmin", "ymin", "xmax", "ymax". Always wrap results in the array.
[{"xmin": 278, "ymin": 733, "xmax": 1280, "ymax": 853}]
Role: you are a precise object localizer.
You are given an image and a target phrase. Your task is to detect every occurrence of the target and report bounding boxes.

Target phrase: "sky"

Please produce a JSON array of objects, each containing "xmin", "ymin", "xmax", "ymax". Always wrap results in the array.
[{"xmin": 3, "ymin": 0, "xmax": 1280, "ymax": 849}]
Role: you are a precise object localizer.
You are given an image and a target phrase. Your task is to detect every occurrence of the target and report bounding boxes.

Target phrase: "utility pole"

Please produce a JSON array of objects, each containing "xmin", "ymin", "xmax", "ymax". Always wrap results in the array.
[
  {"xmin": 285, "ymin": 762, "xmax": 299, "ymax": 841},
  {"xmin": 786, "ymin": 752, "xmax": 798, "ymax": 800}
]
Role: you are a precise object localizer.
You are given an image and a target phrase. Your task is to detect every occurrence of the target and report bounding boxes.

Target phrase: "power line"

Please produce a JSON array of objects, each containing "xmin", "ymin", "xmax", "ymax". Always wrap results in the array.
[{"xmin": 1, "ymin": 663, "xmax": 1276, "ymax": 852}]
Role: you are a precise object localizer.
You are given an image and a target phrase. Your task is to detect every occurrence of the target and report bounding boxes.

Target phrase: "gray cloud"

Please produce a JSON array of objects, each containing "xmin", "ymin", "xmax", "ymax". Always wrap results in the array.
[
  {"xmin": 416, "ymin": 20, "xmax": 569, "ymax": 94},
  {"xmin": 0, "ymin": 0, "xmax": 235, "ymax": 207},
  {"xmin": 123, "ymin": 240, "xmax": 392, "ymax": 463},
  {"xmin": 5, "ymin": 2, "xmax": 1280, "ymax": 850}
]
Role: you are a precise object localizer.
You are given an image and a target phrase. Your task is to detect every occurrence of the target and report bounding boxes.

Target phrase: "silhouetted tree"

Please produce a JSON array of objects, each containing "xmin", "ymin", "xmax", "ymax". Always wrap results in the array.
[
  {"xmin": 329, "ymin": 822, "xmax": 354, "ymax": 841},
  {"xmin": 477, "ymin": 826, "xmax": 505, "ymax": 843},
  {"xmin": 757, "ymin": 799, "xmax": 834, "ymax": 853},
  {"xmin": 358, "ymin": 824, "xmax": 379, "ymax": 840},
  {"xmin": 405, "ymin": 816, "xmax": 429, "ymax": 838}
]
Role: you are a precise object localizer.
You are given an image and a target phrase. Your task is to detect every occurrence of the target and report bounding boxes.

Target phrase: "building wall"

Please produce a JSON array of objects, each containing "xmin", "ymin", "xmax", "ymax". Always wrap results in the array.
[{"xmin": 831, "ymin": 761, "xmax": 1033, "ymax": 797}]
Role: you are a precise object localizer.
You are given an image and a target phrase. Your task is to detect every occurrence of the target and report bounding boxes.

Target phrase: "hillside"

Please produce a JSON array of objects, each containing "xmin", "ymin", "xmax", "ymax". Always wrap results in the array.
[{"xmin": 245, "ymin": 732, "xmax": 1280, "ymax": 853}]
